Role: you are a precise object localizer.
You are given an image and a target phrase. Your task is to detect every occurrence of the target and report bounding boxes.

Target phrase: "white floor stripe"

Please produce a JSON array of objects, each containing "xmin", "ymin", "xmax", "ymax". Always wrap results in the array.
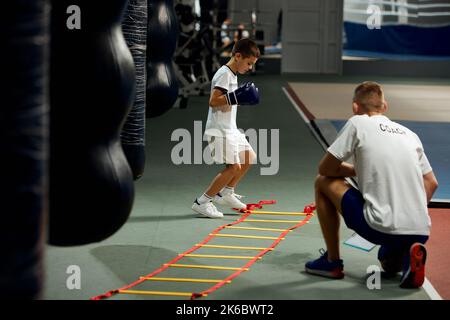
[{"xmin": 423, "ymin": 278, "xmax": 443, "ymax": 300}]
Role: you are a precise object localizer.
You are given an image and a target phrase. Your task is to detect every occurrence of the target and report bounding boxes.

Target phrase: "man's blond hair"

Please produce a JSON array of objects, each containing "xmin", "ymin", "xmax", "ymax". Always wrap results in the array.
[{"xmin": 353, "ymin": 81, "xmax": 384, "ymax": 111}]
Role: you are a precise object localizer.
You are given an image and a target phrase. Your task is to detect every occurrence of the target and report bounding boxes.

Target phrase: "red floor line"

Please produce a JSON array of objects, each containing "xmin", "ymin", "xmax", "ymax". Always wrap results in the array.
[
  {"xmin": 285, "ymin": 83, "xmax": 316, "ymax": 121},
  {"xmin": 425, "ymin": 208, "xmax": 450, "ymax": 300}
]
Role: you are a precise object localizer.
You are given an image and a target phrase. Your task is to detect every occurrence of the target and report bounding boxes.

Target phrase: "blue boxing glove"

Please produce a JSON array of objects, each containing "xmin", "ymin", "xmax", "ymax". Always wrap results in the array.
[{"xmin": 225, "ymin": 82, "xmax": 260, "ymax": 106}]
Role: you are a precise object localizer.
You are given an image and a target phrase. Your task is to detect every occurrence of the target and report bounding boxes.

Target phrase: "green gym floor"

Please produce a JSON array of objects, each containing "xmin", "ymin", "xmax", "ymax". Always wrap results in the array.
[{"xmin": 44, "ymin": 73, "xmax": 450, "ymax": 300}]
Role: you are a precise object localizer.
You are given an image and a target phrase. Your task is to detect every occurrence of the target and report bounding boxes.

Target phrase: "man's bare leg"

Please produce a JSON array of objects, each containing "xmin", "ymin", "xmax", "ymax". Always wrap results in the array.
[{"xmin": 315, "ymin": 175, "xmax": 352, "ymax": 261}]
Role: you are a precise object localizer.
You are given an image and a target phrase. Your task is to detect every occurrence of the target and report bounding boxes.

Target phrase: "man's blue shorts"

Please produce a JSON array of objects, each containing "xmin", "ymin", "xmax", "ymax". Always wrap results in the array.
[{"xmin": 341, "ymin": 188, "xmax": 428, "ymax": 251}]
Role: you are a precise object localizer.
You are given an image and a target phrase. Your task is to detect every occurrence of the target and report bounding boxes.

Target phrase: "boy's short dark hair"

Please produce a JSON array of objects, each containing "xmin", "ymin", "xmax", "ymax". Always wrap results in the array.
[
  {"xmin": 353, "ymin": 81, "xmax": 384, "ymax": 111},
  {"xmin": 232, "ymin": 38, "xmax": 261, "ymax": 58}
]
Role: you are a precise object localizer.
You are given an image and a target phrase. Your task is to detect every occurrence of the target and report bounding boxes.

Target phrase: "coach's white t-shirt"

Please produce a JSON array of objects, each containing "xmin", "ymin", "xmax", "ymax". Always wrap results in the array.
[
  {"xmin": 204, "ymin": 65, "xmax": 240, "ymax": 137},
  {"xmin": 328, "ymin": 114, "xmax": 432, "ymax": 235}
]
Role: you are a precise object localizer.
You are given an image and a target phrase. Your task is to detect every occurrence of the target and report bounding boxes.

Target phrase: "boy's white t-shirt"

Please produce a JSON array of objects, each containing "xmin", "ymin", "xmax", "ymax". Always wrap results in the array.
[
  {"xmin": 204, "ymin": 65, "xmax": 240, "ymax": 137},
  {"xmin": 328, "ymin": 114, "xmax": 432, "ymax": 236}
]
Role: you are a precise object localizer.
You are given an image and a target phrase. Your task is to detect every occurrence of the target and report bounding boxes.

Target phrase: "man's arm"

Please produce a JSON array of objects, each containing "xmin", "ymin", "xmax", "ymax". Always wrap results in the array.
[
  {"xmin": 318, "ymin": 152, "xmax": 356, "ymax": 178},
  {"xmin": 423, "ymin": 171, "xmax": 438, "ymax": 203}
]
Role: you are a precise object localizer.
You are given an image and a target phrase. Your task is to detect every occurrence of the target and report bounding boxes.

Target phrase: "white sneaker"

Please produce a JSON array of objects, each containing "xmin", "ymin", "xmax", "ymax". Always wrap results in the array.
[
  {"xmin": 233, "ymin": 193, "xmax": 244, "ymax": 200},
  {"xmin": 192, "ymin": 200, "xmax": 224, "ymax": 218},
  {"xmin": 213, "ymin": 193, "xmax": 247, "ymax": 210}
]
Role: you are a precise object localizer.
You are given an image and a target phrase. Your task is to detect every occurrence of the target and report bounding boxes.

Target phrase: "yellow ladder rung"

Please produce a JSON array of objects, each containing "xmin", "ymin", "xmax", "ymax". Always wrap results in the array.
[
  {"xmin": 140, "ymin": 277, "xmax": 231, "ymax": 284},
  {"xmin": 118, "ymin": 289, "xmax": 198, "ymax": 297},
  {"xmin": 210, "ymin": 233, "xmax": 283, "ymax": 240},
  {"xmin": 245, "ymin": 219, "xmax": 302, "ymax": 223},
  {"xmin": 165, "ymin": 263, "xmax": 249, "ymax": 271},
  {"xmin": 226, "ymin": 226, "xmax": 290, "ymax": 232},
  {"xmin": 249, "ymin": 210, "xmax": 308, "ymax": 216},
  {"xmin": 183, "ymin": 253, "xmax": 260, "ymax": 260},
  {"xmin": 197, "ymin": 244, "xmax": 273, "ymax": 251}
]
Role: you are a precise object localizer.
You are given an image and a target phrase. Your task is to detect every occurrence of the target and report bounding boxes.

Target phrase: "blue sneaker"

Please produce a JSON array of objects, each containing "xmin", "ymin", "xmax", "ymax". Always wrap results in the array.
[
  {"xmin": 400, "ymin": 243, "xmax": 427, "ymax": 289},
  {"xmin": 305, "ymin": 249, "xmax": 344, "ymax": 279}
]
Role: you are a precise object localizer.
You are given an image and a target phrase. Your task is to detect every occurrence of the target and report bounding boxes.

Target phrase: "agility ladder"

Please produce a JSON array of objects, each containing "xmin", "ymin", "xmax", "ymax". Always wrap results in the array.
[{"xmin": 91, "ymin": 200, "xmax": 315, "ymax": 300}]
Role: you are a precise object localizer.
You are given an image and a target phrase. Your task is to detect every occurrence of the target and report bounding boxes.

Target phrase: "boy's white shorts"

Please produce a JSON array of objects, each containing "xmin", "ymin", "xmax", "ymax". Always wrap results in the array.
[{"xmin": 206, "ymin": 133, "xmax": 255, "ymax": 164}]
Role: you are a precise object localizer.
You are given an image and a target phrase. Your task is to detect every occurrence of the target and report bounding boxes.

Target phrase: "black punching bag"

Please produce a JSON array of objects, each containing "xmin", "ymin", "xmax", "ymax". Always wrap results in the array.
[
  {"xmin": 0, "ymin": 0, "xmax": 49, "ymax": 298},
  {"xmin": 121, "ymin": 0, "xmax": 148, "ymax": 180},
  {"xmin": 146, "ymin": 0, "xmax": 179, "ymax": 118},
  {"xmin": 49, "ymin": 0, "xmax": 135, "ymax": 246}
]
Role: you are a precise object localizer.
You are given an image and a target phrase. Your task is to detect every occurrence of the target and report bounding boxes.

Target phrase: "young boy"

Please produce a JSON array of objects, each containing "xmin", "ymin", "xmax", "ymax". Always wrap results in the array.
[
  {"xmin": 305, "ymin": 81, "xmax": 438, "ymax": 288},
  {"xmin": 192, "ymin": 38, "xmax": 260, "ymax": 218}
]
